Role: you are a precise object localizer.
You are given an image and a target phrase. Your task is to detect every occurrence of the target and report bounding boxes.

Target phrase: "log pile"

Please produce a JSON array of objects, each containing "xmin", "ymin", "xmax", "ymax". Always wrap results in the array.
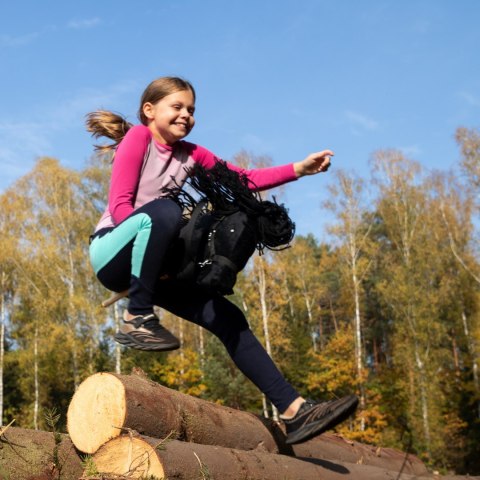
[
  {"xmin": 64, "ymin": 371, "xmax": 480, "ymax": 480},
  {"xmin": 0, "ymin": 424, "xmax": 83, "ymax": 480}
]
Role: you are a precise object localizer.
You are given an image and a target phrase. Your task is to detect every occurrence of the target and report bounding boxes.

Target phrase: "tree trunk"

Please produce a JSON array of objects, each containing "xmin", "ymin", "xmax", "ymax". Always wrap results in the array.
[
  {"xmin": 462, "ymin": 310, "xmax": 480, "ymax": 418},
  {"xmin": 91, "ymin": 433, "xmax": 440, "ymax": 480},
  {"xmin": 256, "ymin": 256, "xmax": 279, "ymax": 422},
  {"xmin": 34, "ymin": 323, "xmax": 39, "ymax": 431},
  {"xmin": 197, "ymin": 324, "xmax": 205, "ymax": 373},
  {"xmin": 352, "ymin": 265, "xmax": 366, "ymax": 432},
  {"xmin": 113, "ymin": 302, "xmax": 121, "ymax": 375},
  {"xmin": 0, "ymin": 426, "xmax": 83, "ymax": 480},
  {"xmin": 0, "ymin": 280, "xmax": 5, "ymax": 428},
  {"xmin": 414, "ymin": 343, "xmax": 431, "ymax": 456},
  {"xmin": 67, "ymin": 371, "xmax": 278, "ymax": 455}
]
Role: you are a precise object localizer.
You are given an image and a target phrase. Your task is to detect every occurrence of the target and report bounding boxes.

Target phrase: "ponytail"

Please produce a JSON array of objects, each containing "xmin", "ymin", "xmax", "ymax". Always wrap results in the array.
[{"xmin": 85, "ymin": 110, "xmax": 133, "ymax": 152}]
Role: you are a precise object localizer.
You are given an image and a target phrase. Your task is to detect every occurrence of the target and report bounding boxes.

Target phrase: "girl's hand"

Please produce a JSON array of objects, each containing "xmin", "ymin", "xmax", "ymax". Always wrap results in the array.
[{"xmin": 294, "ymin": 150, "xmax": 334, "ymax": 177}]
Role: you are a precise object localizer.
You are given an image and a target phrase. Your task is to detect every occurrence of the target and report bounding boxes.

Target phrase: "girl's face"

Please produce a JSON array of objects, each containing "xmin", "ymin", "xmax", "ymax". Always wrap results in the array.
[{"xmin": 143, "ymin": 89, "xmax": 196, "ymax": 145}]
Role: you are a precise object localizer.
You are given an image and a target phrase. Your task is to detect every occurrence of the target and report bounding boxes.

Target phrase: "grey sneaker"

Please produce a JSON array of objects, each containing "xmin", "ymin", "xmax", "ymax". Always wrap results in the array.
[
  {"xmin": 284, "ymin": 394, "xmax": 359, "ymax": 445},
  {"xmin": 114, "ymin": 311, "xmax": 180, "ymax": 352}
]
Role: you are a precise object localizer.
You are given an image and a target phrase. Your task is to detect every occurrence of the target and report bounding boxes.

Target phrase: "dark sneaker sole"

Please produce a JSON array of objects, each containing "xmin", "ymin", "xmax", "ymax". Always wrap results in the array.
[
  {"xmin": 285, "ymin": 394, "xmax": 359, "ymax": 445},
  {"xmin": 114, "ymin": 332, "xmax": 180, "ymax": 352}
]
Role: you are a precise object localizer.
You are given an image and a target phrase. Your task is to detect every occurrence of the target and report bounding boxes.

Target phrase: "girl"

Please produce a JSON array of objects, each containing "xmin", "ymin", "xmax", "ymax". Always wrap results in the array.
[{"xmin": 87, "ymin": 76, "xmax": 358, "ymax": 445}]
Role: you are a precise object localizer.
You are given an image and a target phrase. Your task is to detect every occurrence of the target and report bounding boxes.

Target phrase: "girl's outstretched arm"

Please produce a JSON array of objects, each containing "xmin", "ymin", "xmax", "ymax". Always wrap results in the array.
[{"xmin": 293, "ymin": 150, "xmax": 334, "ymax": 177}]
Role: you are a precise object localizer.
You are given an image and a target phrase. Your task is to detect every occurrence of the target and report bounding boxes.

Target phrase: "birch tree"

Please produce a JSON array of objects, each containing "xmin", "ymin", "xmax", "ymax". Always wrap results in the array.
[
  {"xmin": 277, "ymin": 235, "xmax": 327, "ymax": 352},
  {"xmin": 371, "ymin": 150, "xmax": 448, "ymax": 460},
  {"xmin": 324, "ymin": 169, "xmax": 374, "ymax": 432},
  {"xmin": 429, "ymin": 171, "xmax": 480, "ymax": 419},
  {"xmin": 456, "ymin": 127, "xmax": 480, "ymax": 198},
  {"xmin": 0, "ymin": 192, "xmax": 19, "ymax": 426},
  {"xmin": 14, "ymin": 157, "xmax": 105, "ymax": 387}
]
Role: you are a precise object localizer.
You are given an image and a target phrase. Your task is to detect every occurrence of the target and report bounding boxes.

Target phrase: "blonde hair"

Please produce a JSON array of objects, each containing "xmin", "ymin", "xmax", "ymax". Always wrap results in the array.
[{"xmin": 86, "ymin": 76, "xmax": 196, "ymax": 152}]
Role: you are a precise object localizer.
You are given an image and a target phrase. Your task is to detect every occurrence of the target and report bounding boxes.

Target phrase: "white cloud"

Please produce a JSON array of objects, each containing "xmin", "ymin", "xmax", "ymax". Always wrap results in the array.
[
  {"xmin": 67, "ymin": 18, "xmax": 101, "ymax": 30},
  {"xmin": 0, "ymin": 122, "xmax": 52, "ymax": 154},
  {"xmin": 457, "ymin": 91, "xmax": 480, "ymax": 107},
  {"xmin": 345, "ymin": 110, "xmax": 379, "ymax": 131},
  {"xmin": 0, "ymin": 18, "xmax": 101, "ymax": 49},
  {"xmin": 0, "ymin": 32, "xmax": 39, "ymax": 47},
  {"xmin": 0, "ymin": 80, "xmax": 138, "ymax": 190},
  {"xmin": 398, "ymin": 145, "xmax": 421, "ymax": 157},
  {"xmin": 0, "ymin": 122, "xmax": 53, "ymax": 189},
  {"xmin": 240, "ymin": 133, "xmax": 272, "ymax": 153},
  {"xmin": 411, "ymin": 19, "xmax": 431, "ymax": 34}
]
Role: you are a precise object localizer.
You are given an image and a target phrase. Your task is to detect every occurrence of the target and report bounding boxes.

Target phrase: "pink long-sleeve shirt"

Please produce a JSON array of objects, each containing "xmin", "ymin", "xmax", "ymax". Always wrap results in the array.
[{"xmin": 95, "ymin": 125, "xmax": 298, "ymax": 231}]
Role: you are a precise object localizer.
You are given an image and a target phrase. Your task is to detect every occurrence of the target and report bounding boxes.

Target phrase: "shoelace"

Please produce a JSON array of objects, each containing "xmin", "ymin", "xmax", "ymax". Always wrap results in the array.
[
  {"xmin": 299, "ymin": 399, "xmax": 336, "ymax": 423},
  {"xmin": 142, "ymin": 320, "xmax": 172, "ymax": 335}
]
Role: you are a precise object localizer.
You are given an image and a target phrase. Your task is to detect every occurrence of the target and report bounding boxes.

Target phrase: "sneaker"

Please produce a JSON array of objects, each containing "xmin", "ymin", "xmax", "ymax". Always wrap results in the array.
[
  {"xmin": 283, "ymin": 394, "xmax": 359, "ymax": 445},
  {"xmin": 114, "ymin": 311, "xmax": 180, "ymax": 352}
]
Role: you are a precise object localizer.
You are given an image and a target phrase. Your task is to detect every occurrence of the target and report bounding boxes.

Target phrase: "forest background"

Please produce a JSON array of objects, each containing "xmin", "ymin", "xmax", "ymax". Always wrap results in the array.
[
  {"xmin": 1, "ymin": 0, "xmax": 480, "ymax": 477},
  {"xmin": 1, "ymin": 126, "xmax": 480, "ymax": 475}
]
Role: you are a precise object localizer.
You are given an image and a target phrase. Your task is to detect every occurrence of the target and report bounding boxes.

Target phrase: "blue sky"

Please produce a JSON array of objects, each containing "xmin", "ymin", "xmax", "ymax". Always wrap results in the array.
[{"xmin": 1, "ymin": 1, "xmax": 479, "ymax": 239}]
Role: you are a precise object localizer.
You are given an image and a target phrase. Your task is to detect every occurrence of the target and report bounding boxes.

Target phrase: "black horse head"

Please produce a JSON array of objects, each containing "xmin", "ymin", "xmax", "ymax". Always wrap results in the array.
[{"xmin": 163, "ymin": 161, "xmax": 295, "ymax": 295}]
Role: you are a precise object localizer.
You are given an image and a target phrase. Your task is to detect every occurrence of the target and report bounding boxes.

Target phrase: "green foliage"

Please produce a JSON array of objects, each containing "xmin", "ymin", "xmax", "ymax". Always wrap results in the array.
[
  {"xmin": 202, "ymin": 335, "xmax": 260, "ymax": 411},
  {"xmin": 81, "ymin": 455, "xmax": 99, "ymax": 476}
]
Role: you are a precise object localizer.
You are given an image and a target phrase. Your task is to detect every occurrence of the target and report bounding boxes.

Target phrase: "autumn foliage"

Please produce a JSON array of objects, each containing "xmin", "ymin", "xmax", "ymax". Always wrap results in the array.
[{"xmin": 1, "ymin": 129, "xmax": 480, "ymax": 475}]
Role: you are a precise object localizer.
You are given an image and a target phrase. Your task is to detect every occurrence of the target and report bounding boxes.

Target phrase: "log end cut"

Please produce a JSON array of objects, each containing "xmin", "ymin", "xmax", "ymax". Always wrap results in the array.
[
  {"xmin": 93, "ymin": 436, "xmax": 165, "ymax": 479},
  {"xmin": 67, "ymin": 372, "xmax": 127, "ymax": 454}
]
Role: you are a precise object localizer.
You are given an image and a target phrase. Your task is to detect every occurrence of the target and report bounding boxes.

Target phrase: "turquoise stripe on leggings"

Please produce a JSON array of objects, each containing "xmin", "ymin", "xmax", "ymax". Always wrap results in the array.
[{"xmin": 89, "ymin": 213, "xmax": 152, "ymax": 278}]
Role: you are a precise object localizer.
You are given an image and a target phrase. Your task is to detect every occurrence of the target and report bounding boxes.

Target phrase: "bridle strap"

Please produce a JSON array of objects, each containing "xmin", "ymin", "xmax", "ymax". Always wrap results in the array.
[{"xmin": 200, "ymin": 216, "xmax": 239, "ymax": 272}]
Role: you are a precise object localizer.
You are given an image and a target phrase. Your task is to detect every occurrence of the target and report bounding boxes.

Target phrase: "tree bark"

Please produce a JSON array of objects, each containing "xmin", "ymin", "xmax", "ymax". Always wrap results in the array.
[
  {"xmin": 90, "ymin": 433, "xmax": 475, "ymax": 480},
  {"xmin": 263, "ymin": 419, "xmax": 428, "ymax": 476},
  {"xmin": 0, "ymin": 426, "xmax": 83, "ymax": 480},
  {"xmin": 67, "ymin": 371, "xmax": 277, "ymax": 455},
  {"xmin": 290, "ymin": 432, "xmax": 428, "ymax": 477}
]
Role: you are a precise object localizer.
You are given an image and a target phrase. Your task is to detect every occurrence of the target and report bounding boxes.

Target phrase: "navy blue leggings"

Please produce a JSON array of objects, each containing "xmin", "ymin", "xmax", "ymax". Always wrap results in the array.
[
  {"xmin": 153, "ymin": 279, "xmax": 299, "ymax": 412},
  {"xmin": 90, "ymin": 198, "xmax": 300, "ymax": 412}
]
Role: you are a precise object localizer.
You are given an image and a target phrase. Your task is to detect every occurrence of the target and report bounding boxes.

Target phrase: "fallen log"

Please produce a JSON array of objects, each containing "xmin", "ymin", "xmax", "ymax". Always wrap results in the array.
[
  {"xmin": 68, "ymin": 371, "xmax": 429, "ymax": 476},
  {"xmin": 90, "ymin": 433, "xmax": 479, "ymax": 480},
  {"xmin": 275, "ymin": 428, "xmax": 429, "ymax": 476},
  {"xmin": 67, "ymin": 371, "xmax": 277, "ymax": 454},
  {"xmin": 0, "ymin": 426, "xmax": 84, "ymax": 480}
]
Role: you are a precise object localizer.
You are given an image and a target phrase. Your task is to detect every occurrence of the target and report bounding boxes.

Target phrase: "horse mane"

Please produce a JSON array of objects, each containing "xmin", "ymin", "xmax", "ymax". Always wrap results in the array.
[{"xmin": 163, "ymin": 160, "xmax": 295, "ymax": 252}]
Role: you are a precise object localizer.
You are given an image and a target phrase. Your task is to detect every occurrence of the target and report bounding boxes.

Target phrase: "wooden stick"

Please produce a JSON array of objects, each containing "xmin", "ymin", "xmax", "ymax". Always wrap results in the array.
[
  {"xmin": 101, "ymin": 290, "xmax": 128, "ymax": 308},
  {"xmin": 0, "ymin": 418, "xmax": 15, "ymax": 437}
]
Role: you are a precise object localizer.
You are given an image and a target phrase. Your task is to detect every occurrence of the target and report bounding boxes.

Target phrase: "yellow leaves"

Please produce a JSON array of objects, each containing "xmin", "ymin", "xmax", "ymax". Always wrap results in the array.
[
  {"xmin": 456, "ymin": 126, "xmax": 480, "ymax": 190},
  {"xmin": 305, "ymin": 324, "xmax": 388, "ymax": 445},
  {"xmin": 338, "ymin": 391, "xmax": 388, "ymax": 445},
  {"xmin": 306, "ymin": 325, "xmax": 356, "ymax": 396},
  {"xmin": 150, "ymin": 348, "xmax": 207, "ymax": 397}
]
